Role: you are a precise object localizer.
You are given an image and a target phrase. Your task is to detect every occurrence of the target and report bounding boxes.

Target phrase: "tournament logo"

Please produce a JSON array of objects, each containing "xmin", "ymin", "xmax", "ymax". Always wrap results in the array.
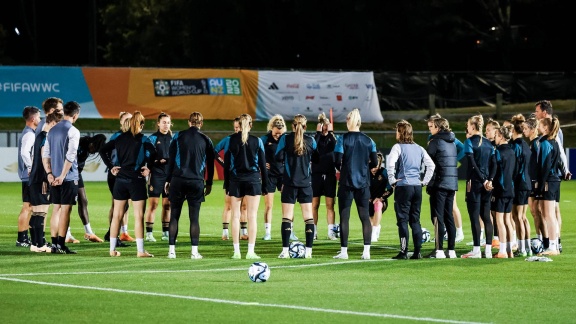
[{"xmin": 154, "ymin": 80, "xmax": 171, "ymax": 96}]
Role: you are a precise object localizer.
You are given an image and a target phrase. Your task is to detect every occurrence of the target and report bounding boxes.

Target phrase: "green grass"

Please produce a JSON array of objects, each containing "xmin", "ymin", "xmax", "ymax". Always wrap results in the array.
[{"xmin": 1, "ymin": 180, "xmax": 575, "ymax": 323}]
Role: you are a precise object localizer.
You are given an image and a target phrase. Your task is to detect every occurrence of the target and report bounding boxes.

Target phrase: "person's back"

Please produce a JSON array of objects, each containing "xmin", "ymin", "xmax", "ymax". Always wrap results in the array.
[
  {"xmin": 168, "ymin": 126, "xmax": 214, "ymax": 181},
  {"xmin": 336, "ymin": 132, "xmax": 376, "ymax": 189},
  {"xmin": 48, "ymin": 119, "xmax": 79, "ymax": 182},
  {"xmin": 227, "ymin": 132, "xmax": 264, "ymax": 179},
  {"xmin": 427, "ymin": 130, "xmax": 458, "ymax": 191},
  {"xmin": 276, "ymin": 132, "xmax": 316, "ymax": 187},
  {"xmin": 492, "ymin": 143, "xmax": 517, "ymax": 198}
]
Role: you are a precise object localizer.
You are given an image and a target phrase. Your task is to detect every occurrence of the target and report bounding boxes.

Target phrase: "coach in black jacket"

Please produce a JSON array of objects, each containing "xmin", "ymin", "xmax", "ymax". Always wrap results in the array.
[{"xmin": 426, "ymin": 117, "xmax": 459, "ymax": 258}]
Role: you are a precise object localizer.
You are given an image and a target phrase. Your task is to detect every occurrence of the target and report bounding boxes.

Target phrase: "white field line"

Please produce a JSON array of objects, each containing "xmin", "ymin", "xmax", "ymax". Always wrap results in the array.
[{"xmin": 0, "ymin": 274, "xmax": 488, "ymax": 324}]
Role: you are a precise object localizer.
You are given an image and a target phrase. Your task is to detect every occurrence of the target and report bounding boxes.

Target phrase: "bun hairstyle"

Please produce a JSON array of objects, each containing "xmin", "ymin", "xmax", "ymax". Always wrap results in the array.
[
  {"xmin": 293, "ymin": 114, "xmax": 307, "ymax": 156},
  {"xmin": 318, "ymin": 112, "xmax": 328, "ymax": 124},
  {"xmin": 497, "ymin": 125, "xmax": 513, "ymax": 141},
  {"xmin": 239, "ymin": 114, "xmax": 252, "ymax": 144},
  {"xmin": 510, "ymin": 113, "xmax": 526, "ymax": 134}
]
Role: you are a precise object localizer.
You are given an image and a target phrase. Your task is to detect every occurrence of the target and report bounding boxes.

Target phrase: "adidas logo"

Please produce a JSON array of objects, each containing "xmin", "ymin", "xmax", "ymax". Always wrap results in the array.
[{"xmin": 268, "ymin": 83, "xmax": 279, "ymax": 90}]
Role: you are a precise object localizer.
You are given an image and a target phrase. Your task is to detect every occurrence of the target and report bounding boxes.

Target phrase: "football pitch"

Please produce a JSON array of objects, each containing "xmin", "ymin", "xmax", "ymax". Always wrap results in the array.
[{"xmin": 0, "ymin": 180, "xmax": 575, "ymax": 323}]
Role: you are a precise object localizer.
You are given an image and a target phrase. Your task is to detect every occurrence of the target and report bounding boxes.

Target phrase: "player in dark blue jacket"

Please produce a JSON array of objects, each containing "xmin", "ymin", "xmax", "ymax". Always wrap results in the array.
[
  {"xmin": 260, "ymin": 115, "xmax": 286, "ymax": 241},
  {"xmin": 275, "ymin": 114, "xmax": 317, "ymax": 259},
  {"xmin": 312, "ymin": 112, "xmax": 338, "ymax": 240},
  {"xmin": 164, "ymin": 112, "xmax": 214, "ymax": 259},
  {"xmin": 461, "ymin": 115, "xmax": 495, "ymax": 259},
  {"xmin": 100, "ymin": 112, "xmax": 156, "ymax": 258},
  {"xmin": 510, "ymin": 114, "xmax": 532, "ymax": 257},
  {"xmin": 333, "ymin": 109, "xmax": 378, "ymax": 260},
  {"xmin": 144, "ymin": 112, "xmax": 173, "ymax": 243},
  {"xmin": 535, "ymin": 117, "xmax": 562, "ymax": 256},
  {"xmin": 224, "ymin": 114, "xmax": 268, "ymax": 260},
  {"xmin": 486, "ymin": 125, "xmax": 517, "ymax": 258}
]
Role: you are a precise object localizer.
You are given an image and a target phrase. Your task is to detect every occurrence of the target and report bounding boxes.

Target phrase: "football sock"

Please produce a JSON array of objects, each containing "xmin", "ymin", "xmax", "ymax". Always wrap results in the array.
[
  {"xmin": 110, "ymin": 238, "xmax": 117, "ymax": 252},
  {"xmin": 84, "ymin": 223, "xmax": 94, "ymax": 235},
  {"xmin": 136, "ymin": 238, "xmax": 144, "ymax": 253},
  {"xmin": 363, "ymin": 245, "xmax": 370, "ymax": 254},
  {"xmin": 191, "ymin": 245, "xmax": 198, "ymax": 255},
  {"xmin": 264, "ymin": 223, "xmax": 271, "ymax": 234},
  {"xmin": 247, "ymin": 243, "xmax": 255, "ymax": 254},
  {"xmin": 233, "ymin": 243, "xmax": 240, "ymax": 254},
  {"xmin": 145, "ymin": 222, "xmax": 153, "ymax": 233},
  {"xmin": 169, "ymin": 245, "xmax": 175, "ymax": 254}
]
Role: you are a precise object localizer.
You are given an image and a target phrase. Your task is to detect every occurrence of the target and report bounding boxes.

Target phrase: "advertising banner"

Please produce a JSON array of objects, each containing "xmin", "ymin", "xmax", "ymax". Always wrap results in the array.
[{"xmin": 255, "ymin": 71, "xmax": 383, "ymax": 122}]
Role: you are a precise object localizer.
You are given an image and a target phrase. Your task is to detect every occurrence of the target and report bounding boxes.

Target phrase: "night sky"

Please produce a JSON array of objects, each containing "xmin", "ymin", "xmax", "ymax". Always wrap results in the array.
[{"xmin": 1, "ymin": 0, "xmax": 574, "ymax": 71}]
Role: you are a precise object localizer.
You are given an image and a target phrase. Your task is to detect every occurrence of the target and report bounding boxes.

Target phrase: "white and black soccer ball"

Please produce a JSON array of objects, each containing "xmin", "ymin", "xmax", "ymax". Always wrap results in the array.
[
  {"xmin": 248, "ymin": 262, "xmax": 270, "ymax": 283},
  {"xmin": 421, "ymin": 228, "xmax": 431, "ymax": 243},
  {"xmin": 530, "ymin": 238, "xmax": 544, "ymax": 254},
  {"xmin": 333, "ymin": 224, "xmax": 340, "ymax": 238},
  {"xmin": 289, "ymin": 241, "xmax": 306, "ymax": 258}
]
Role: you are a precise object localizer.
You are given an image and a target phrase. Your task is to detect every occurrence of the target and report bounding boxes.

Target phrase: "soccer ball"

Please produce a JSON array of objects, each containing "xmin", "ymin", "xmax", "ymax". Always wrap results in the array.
[
  {"xmin": 333, "ymin": 224, "xmax": 340, "ymax": 238},
  {"xmin": 289, "ymin": 241, "xmax": 306, "ymax": 258},
  {"xmin": 248, "ymin": 262, "xmax": 270, "ymax": 283},
  {"xmin": 530, "ymin": 238, "xmax": 544, "ymax": 254},
  {"xmin": 421, "ymin": 228, "xmax": 431, "ymax": 243}
]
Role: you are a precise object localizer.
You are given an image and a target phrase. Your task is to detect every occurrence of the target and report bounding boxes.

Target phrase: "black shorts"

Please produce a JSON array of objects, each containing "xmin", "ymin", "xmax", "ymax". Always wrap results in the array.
[
  {"xmin": 337, "ymin": 186, "xmax": 370, "ymax": 208},
  {"xmin": 148, "ymin": 174, "xmax": 168, "ymax": 198},
  {"xmin": 50, "ymin": 180, "xmax": 78, "ymax": 205},
  {"xmin": 536, "ymin": 181, "xmax": 560, "ymax": 201},
  {"xmin": 228, "ymin": 180, "xmax": 262, "ymax": 198},
  {"xmin": 113, "ymin": 177, "xmax": 148, "ymax": 201},
  {"xmin": 107, "ymin": 171, "xmax": 116, "ymax": 193},
  {"xmin": 513, "ymin": 190, "xmax": 530, "ymax": 205},
  {"xmin": 168, "ymin": 177, "xmax": 205, "ymax": 204},
  {"xmin": 491, "ymin": 196, "xmax": 513, "ymax": 213},
  {"xmin": 312, "ymin": 173, "xmax": 337, "ymax": 198},
  {"xmin": 265, "ymin": 175, "xmax": 283, "ymax": 193},
  {"xmin": 29, "ymin": 182, "xmax": 50, "ymax": 206},
  {"xmin": 21, "ymin": 181, "xmax": 31, "ymax": 203},
  {"xmin": 281, "ymin": 184, "xmax": 312, "ymax": 204}
]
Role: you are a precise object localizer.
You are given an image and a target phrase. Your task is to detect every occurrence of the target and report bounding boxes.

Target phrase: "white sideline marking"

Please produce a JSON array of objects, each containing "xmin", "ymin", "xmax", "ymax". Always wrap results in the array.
[{"xmin": 0, "ymin": 276, "xmax": 486, "ymax": 324}]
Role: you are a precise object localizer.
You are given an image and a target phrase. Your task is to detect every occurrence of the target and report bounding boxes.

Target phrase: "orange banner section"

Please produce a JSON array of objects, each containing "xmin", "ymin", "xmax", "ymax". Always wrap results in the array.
[{"xmin": 82, "ymin": 67, "xmax": 258, "ymax": 120}]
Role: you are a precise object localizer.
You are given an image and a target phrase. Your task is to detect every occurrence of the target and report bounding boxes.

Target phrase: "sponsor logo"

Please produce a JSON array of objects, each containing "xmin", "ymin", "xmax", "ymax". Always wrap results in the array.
[
  {"xmin": 268, "ymin": 83, "xmax": 279, "ymax": 90},
  {"xmin": 286, "ymin": 83, "xmax": 299, "ymax": 89},
  {"xmin": 348, "ymin": 96, "xmax": 358, "ymax": 100},
  {"xmin": 336, "ymin": 94, "xmax": 342, "ymax": 101},
  {"xmin": 305, "ymin": 96, "xmax": 315, "ymax": 100},
  {"xmin": 306, "ymin": 83, "xmax": 321, "ymax": 90},
  {"xmin": 319, "ymin": 96, "xmax": 329, "ymax": 100},
  {"xmin": 345, "ymin": 83, "xmax": 359, "ymax": 89},
  {"xmin": 281, "ymin": 96, "xmax": 295, "ymax": 101},
  {"xmin": 365, "ymin": 84, "xmax": 375, "ymax": 89},
  {"xmin": 326, "ymin": 84, "xmax": 340, "ymax": 89}
]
